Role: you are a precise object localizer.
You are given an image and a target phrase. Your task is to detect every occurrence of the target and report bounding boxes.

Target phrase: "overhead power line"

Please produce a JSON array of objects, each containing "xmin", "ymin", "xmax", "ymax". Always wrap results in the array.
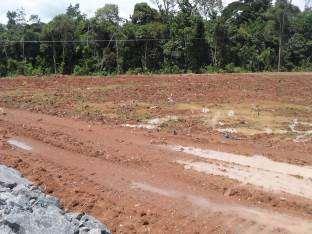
[{"xmin": 0, "ymin": 38, "xmax": 208, "ymax": 44}]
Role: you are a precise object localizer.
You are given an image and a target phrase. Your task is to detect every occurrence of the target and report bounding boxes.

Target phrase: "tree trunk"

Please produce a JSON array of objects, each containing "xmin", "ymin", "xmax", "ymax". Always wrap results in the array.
[
  {"xmin": 52, "ymin": 41, "xmax": 57, "ymax": 74},
  {"xmin": 278, "ymin": 35, "xmax": 282, "ymax": 72},
  {"xmin": 278, "ymin": 0, "xmax": 292, "ymax": 72},
  {"xmin": 62, "ymin": 43, "xmax": 66, "ymax": 73},
  {"xmin": 116, "ymin": 40, "xmax": 119, "ymax": 74},
  {"xmin": 144, "ymin": 41, "xmax": 148, "ymax": 71}
]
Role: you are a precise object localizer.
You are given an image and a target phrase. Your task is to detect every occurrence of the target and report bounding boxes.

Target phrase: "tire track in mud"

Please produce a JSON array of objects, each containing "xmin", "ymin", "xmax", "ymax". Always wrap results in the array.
[
  {"xmin": 1, "ymin": 108, "xmax": 312, "ymax": 233},
  {"xmin": 132, "ymin": 182, "xmax": 312, "ymax": 234},
  {"xmin": 3, "ymin": 133, "xmax": 312, "ymax": 233},
  {"xmin": 3, "ymin": 120, "xmax": 104, "ymax": 158},
  {"xmin": 1, "ymin": 108, "xmax": 157, "ymax": 168}
]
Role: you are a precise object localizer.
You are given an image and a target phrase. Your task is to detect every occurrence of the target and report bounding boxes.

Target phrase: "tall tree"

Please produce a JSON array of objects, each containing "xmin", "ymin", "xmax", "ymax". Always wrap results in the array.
[
  {"xmin": 132, "ymin": 3, "xmax": 161, "ymax": 24},
  {"xmin": 266, "ymin": 0, "xmax": 300, "ymax": 71},
  {"xmin": 95, "ymin": 4, "xmax": 120, "ymax": 24},
  {"xmin": 151, "ymin": 0, "xmax": 177, "ymax": 19},
  {"xmin": 305, "ymin": 0, "xmax": 312, "ymax": 11},
  {"xmin": 194, "ymin": 0, "xmax": 223, "ymax": 19}
]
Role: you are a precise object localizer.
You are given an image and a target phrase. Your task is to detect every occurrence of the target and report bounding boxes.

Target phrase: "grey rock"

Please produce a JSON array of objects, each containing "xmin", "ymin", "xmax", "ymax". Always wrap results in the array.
[
  {"xmin": 79, "ymin": 214, "xmax": 110, "ymax": 232},
  {"xmin": 88, "ymin": 228, "xmax": 105, "ymax": 234},
  {"xmin": 0, "ymin": 223, "xmax": 16, "ymax": 234},
  {"xmin": 0, "ymin": 166, "xmax": 31, "ymax": 186},
  {"xmin": 0, "ymin": 220, "xmax": 24, "ymax": 233},
  {"xmin": 0, "ymin": 165, "xmax": 111, "ymax": 234}
]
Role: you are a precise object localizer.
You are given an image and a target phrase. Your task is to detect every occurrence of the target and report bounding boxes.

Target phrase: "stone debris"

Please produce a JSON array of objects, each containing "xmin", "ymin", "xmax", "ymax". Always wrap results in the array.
[
  {"xmin": 228, "ymin": 110, "xmax": 235, "ymax": 117},
  {"xmin": 167, "ymin": 94, "xmax": 174, "ymax": 103},
  {"xmin": 289, "ymin": 119, "xmax": 312, "ymax": 142},
  {"xmin": 0, "ymin": 108, "xmax": 6, "ymax": 115},
  {"xmin": 217, "ymin": 128, "xmax": 237, "ymax": 134},
  {"xmin": 0, "ymin": 165, "xmax": 110, "ymax": 234},
  {"xmin": 202, "ymin": 108, "xmax": 209, "ymax": 114}
]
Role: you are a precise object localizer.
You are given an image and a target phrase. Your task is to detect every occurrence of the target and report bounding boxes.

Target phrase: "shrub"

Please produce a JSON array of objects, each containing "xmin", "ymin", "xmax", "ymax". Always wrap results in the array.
[
  {"xmin": 224, "ymin": 63, "xmax": 247, "ymax": 73},
  {"xmin": 126, "ymin": 68, "xmax": 144, "ymax": 75},
  {"xmin": 201, "ymin": 65, "xmax": 224, "ymax": 73},
  {"xmin": 160, "ymin": 64, "xmax": 182, "ymax": 74},
  {"xmin": 73, "ymin": 65, "xmax": 89, "ymax": 75},
  {"xmin": 7, "ymin": 59, "xmax": 42, "ymax": 76}
]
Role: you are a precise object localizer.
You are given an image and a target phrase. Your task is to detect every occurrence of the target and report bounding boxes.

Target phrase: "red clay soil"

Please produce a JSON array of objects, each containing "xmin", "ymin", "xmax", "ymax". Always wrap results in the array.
[
  {"xmin": 0, "ymin": 73, "xmax": 312, "ymax": 233},
  {"xmin": 1, "ymin": 73, "xmax": 312, "ymax": 105}
]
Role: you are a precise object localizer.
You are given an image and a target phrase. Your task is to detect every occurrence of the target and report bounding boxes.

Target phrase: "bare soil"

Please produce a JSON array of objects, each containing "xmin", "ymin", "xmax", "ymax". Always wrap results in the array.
[{"xmin": 1, "ymin": 73, "xmax": 312, "ymax": 233}]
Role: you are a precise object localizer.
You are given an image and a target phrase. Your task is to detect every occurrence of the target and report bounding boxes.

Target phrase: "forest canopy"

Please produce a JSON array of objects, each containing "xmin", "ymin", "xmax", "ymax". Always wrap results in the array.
[{"xmin": 0, "ymin": 0, "xmax": 311, "ymax": 77}]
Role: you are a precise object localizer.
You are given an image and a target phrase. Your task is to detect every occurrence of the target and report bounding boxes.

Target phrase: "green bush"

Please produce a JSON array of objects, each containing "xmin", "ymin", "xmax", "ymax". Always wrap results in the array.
[
  {"xmin": 293, "ymin": 61, "xmax": 312, "ymax": 72},
  {"xmin": 224, "ymin": 63, "xmax": 247, "ymax": 73},
  {"xmin": 126, "ymin": 68, "xmax": 144, "ymax": 75},
  {"xmin": 160, "ymin": 64, "xmax": 182, "ymax": 74},
  {"xmin": 73, "ymin": 65, "xmax": 89, "ymax": 75},
  {"xmin": 201, "ymin": 65, "xmax": 224, "ymax": 73},
  {"xmin": 6, "ymin": 59, "xmax": 42, "ymax": 76}
]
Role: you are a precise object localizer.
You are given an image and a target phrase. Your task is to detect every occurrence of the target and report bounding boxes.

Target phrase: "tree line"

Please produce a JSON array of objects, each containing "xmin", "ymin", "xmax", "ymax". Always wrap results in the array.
[{"xmin": 0, "ymin": 0, "xmax": 311, "ymax": 77}]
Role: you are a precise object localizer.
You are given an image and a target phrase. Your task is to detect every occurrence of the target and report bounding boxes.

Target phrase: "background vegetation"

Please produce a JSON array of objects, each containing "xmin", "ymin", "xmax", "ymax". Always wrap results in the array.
[{"xmin": 0, "ymin": 0, "xmax": 311, "ymax": 77}]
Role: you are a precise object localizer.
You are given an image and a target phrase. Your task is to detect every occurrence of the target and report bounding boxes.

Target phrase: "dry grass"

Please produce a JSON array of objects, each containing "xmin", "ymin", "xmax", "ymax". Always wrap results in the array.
[
  {"xmin": 1, "ymin": 78, "xmax": 311, "ymax": 140},
  {"xmin": 170, "ymin": 101, "xmax": 312, "ymax": 138}
]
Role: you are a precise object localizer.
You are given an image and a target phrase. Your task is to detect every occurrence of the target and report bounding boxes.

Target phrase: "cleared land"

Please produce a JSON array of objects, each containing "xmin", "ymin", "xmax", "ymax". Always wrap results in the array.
[{"xmin": 0, "ymin": 73, "xmax": 312, "ymax": 233}]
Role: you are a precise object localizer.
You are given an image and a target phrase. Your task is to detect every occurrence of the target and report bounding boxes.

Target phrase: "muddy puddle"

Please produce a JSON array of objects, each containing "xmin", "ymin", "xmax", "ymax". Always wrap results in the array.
[
  {"xmin": 7, "ymin": 139, "xmax": 33, "ymax": 151},
  {"xmin": 167, "ymin": 145, "xmax": 312, "ymax": 199},
  {"xmin": 122, "ymin": 116, "xmax": 178, "ymax": 130},
  {"xmin": 122, "ymin": 123, "xmax": 156, "ymax": 130},
  {"xmin": 132, "ymin": 182, "xmax": 312, "ymax": 234}
]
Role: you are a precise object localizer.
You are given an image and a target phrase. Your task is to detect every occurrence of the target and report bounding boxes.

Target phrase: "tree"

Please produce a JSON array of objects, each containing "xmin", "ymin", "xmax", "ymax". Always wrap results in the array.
[
  {"xmin": 132, "ymin": 3, "xmax": 161, "ymax": 24},
  {"xmin": 29, "ymin": 15, "xmax": 40, "ymax": 24},
  {"xmin": 285, "ymin": 10, "xmax": 312, "ymax": 69},
  {"xmin": 66, "ymin": 4, "xmax": 84, "ymax": 20},
  {"xmin": 151, "ymin": 0, "xmax": 177, "ymax": 17},
  {"xmin": 95, "ymin": 4, "xmax": 120, "ymax": 24},
  {"xmin": 278, "ymin": 0, "xmax": 291, "ymax": 71},
  {"xmin": 123, "ymin": 3, "xmax": 166, "ymax": 72},
  {"xmin": 0, "ymin": 0, "xmax": 309, "ymax": 76},
  {"xmin": 7, "ymin": 9, "xmax": 26, "ymax": 29},
  {"xmin": 41, "ymin": 15, "xmax": 76, "ymax": 73},
  {"xmin": 266, "ymin": 0, "xmax": 300, "ymax": 71},
  {"xmin": 194, "ymin": 0, "xmax": 223, "ymax": 19},
  {"xmin": 305, "ymin": 0, "xmax": 312, "ymax": 11}
]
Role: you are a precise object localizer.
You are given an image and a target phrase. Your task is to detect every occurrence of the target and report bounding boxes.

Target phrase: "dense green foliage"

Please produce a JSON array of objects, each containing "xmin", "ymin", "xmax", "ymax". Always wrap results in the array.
[{"xmin": 0, "ymin": 0, "xmax": 311, "ymax": 76}]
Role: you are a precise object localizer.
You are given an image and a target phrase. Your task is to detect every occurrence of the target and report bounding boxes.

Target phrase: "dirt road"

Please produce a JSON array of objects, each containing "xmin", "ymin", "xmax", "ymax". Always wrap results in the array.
[{"xmin": 0, "ymin": 73, "xmax": 312, "ymax": 233}]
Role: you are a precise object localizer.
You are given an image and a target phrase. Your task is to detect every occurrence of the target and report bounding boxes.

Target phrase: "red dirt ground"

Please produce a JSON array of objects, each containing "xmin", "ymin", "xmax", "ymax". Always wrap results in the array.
[{"xmin": 1, "ymin": 73, "xmax": 312, "ymax": 233}]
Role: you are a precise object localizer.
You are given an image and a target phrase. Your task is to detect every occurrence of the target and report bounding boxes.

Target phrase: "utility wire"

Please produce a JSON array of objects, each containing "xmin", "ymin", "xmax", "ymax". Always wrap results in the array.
[{"xmin": 0, "ymin": 37, "xmax": 207, "ymax": 44}]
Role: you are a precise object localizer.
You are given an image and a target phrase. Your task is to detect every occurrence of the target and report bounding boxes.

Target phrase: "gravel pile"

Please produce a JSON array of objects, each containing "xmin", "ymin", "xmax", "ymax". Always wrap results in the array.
[{"xmin": 0, "ymin": 165, "xmax": 110, "ymax": 234}]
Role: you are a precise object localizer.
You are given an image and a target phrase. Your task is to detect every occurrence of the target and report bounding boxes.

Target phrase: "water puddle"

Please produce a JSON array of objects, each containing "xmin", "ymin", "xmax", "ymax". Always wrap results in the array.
[
  {"xmin": 122, "ymin": 116, "xmax": 178, "ymax": 130},
  {"xmin": 7, "ymin": 139, "xmax": 33, "ymax": 151},
  {"xmin": 177, "ymin": 160, "xmax": 312, "ymax": 199},
  {"xmin": 132, "ymin": 182, "xmax": 312, "ymax": 234},
  {"xmin": 167, "ymin": 145, "xmax": 312, "ymax": 199},
  {"xmin": 122, "ymin": 123, "xmax": 156, "ymax": 130}
]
